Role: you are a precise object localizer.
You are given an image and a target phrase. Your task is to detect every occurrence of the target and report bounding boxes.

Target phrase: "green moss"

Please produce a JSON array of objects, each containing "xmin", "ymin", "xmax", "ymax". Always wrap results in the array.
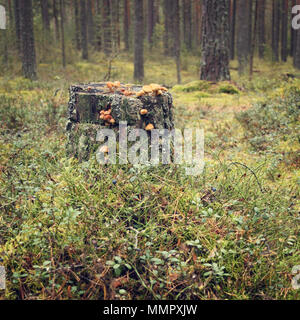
[
  {"xmin": 218, "ymin": 82, "xmax": 240, "ymax": 94},
  {"xmin": 173, "ymin": 80, "xmax": 211, "ymax": 93}
]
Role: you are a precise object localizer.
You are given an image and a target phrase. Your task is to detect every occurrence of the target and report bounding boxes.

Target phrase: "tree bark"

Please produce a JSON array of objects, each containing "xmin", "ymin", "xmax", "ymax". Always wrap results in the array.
[
  {"xmin": 281, "ymin": 0, "xmax": 288, "ymax": 62},
  {"xmin": 163, "ymin": 0, "xmax": 171, "ymax": 55},
  {"xmin": 40, "ymin": 0, "xmax": 50, "ymax": 32},
  {"xmin": 258, "ymin": 0, "xmax": 265, "ymax": 59},
  {"xmin": 229, "ymin": 0, "xmax": 236, "ymax": 60},
  {"xmin": 294, "ymin": 1, "xmax": 300, "ymax": 68},
  {"xmin": 87, "ymin": 0, "xmax": 95, "ymax": 46},
  {"xmin": 123, "ymin": 0, "xmax": 130, "ymax": 51},
  {"xmin": 103, "ymin": 0, "xmax": 112, "ymax": 55},
  {"xmin": 291, "ymin": 0, "xmax": 296, "ymax": 56},
  {"xmin": 53, "ymin": 0, "xmax": 60, "ymax": 41},
  {"xmin": 147, "ymin": 0, "xmax": 154, "ymax": 48},
  {"xmin": 193, "ymin": 0, "xmax": 202, "ymax": 48},
  {"xmin": 74, "ymin": 0, "xmax": 81, "ymax": 50},
  {"xmin": 60, "ymin": 0, "xmax": 66, "ymax": 67},
  {"xmin": 272, "ymin": 0, "xmax": 280, "ymax": 62},
  {"xmin": 249, "ymin": 0, "xmax": 258, "ymax": 80},
  {"xmin": 66, "ymin": 83, "xmax": 174, "ymax": 162},
  {"xmin": 237, "ymin": 0, "xmax": 251, "ymax": 75},
  {"xmin": 183, "ymin": 0, "xmax": 192, "ymax": 50},
  {"xmin": 111, "ymin": 0, "xmax": 120, "ymax": 51},
  {"xmin": 13, "ymin": 0, "xmax": 21, "ymax": 53},
  {"xmin": 173, "ymin": 0, "xmax": 181, "ymax": 83},
  {"xmin": 134, "ymin": 0, "xmax": 144, "ymax": 81},
  {"xmin": 19, "ymin": 0, "xmax": 37, "ymax": 80},
  {"xmin": 200, "ymin": 0, "xmax": 230, "ymax": 81},
  {"xmin": 80, "ymin": 0, "xmax": 88, "ymax": 59}
]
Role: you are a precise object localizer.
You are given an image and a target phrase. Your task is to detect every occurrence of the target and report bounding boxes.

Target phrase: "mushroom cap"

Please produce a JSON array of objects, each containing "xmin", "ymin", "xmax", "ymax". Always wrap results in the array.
[
  {"xmin": 142, "ymin": 85, "xmax": 153, "ymax": 93},
  {"xmin": 145, "ymin": 123, "xmax": 154, "ymax": 131},
  {"xmin": 140, "ymin": 109, "xmax": 148, "ymax": 115}
]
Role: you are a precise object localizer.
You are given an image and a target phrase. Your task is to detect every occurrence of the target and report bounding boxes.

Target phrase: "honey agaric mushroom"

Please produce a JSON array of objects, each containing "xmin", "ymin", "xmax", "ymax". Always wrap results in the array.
[
  {"xmin": 140, "ymin": 109, "xmax": 148, "ymax": 115},
  {"xmin": 109, "ymin": 118, "xmax": 116, "ymax": 124},
  {"xmin": 156, "ymin": 90, "xmax": 163, "ymax": 96},
  {"xmin": 150, "ymin": 83, "xmax": 161, "ymax": 91},
  {"xmin": 142, "ymin": 85, "xmax": 153, "ymax": 94},
  {"xmin": 136, "ymin": 90, "xmax": 145, "ymax": 97},
  {"xmin": 100, "ymin": 114, "xmax": 105, "ymax": 120},
  {"xmin": 100, "ymin": 145, "xmax": 109, "ymax": 153},
  {"xmin": 104, "ymin": 114, "xmax": 112, "ymax": 122},
  {"xmin": 145, "ymin": 123, "xmax": 154, "ymax": 131},
  {"xmin": 160, "ymin": 86, "xmax": 168, "ymax": 92},
  {"xmin": 124, "ymin": 90, "xmax": 134, "ymax": 96},
  {"xmin": 104, "ymin": 110, "xmax": 111, "ymax": 115},
  {"xmin": 100, "ymin": 110, "xmax": 105, "ymax": 114},
  {"xmin": 106, "ymin": 82, "xmax": 114, "ymax": 90},
  {"xmin": 113, "ymin": 81, "xmax": 121, "ymax": 88}
]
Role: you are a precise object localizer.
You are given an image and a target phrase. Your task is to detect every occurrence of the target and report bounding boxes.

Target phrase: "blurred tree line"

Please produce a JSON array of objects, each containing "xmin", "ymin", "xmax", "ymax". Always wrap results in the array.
[{"xmin": 0, "ymin": 0, "xmax": 300, "ymax": 82}]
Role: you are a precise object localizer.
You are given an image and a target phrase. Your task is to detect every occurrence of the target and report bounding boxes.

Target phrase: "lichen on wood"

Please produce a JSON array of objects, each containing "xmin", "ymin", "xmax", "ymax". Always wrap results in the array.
[{"xmin": 66, "ymin": 82, "xmax": 174, "ymax": 161}]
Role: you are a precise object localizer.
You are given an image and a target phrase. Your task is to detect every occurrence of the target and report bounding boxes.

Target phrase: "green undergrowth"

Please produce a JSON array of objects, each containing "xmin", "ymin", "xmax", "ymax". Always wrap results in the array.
[{"xmin": 0, "ymin": 54, "xmax": 299, "ymax": 300}]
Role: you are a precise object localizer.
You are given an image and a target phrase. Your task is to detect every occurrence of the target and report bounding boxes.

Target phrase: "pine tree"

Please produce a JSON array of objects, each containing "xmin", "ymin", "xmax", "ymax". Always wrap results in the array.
[
  {"xmin": 134, "ymin": 0, "xmax": 144, "ymax": 81},
  {"xmin": 80, "ymin": 0, "xmax": 88, "ymax": 59},
  {"xmin": 19, "ymin": 0, "xmax": 37, "ymax": 79},
  {"xmin": 200, "ymin": 0, "xmax": 230, "ymax": 81}
]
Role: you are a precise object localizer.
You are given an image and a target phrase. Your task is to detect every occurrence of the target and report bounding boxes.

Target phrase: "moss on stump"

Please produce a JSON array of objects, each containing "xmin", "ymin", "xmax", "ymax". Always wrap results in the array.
[{"xmin": 66, "ymin": 82, "xmax": 175, "ymax": 161}]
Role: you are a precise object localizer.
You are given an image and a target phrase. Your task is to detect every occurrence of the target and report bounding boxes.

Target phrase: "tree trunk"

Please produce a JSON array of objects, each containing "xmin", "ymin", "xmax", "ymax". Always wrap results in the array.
[
  {"xmin": 80, "ymin": 0, "xmax": 88, "ymax": 59},
  {"xmin": 154, "ymin": 0, "xmax": 160, "ymax": 25},
  {"xmin": 281, "ymin": 0, "xmax": 288, "ymax": 62},
  {"xmin": 53, "ymin": 0, "xmax": 60, "ymax": 41},
  {"xmin": 74, "ymin": 0, "xmax": 81, "ymax": 50},
  {"xmin": 193, "ymin": 0, "xmax": 202, "ymax": 48},
  {"xmin": 103, "ymin": 0, "xmax": 112, "ymax": 55},
  {"xmin": 87, "ymin": 0, "xmax": 95, "ymax": 46},
  {"xmin": 19, "ymin": 0, "xmax": 37, "ymax": 80},
  {"xmin": 237, "ymin": 0, "xmax": 251, "ymax": 75},
  {"xmin": 200, "ymin": 0, "xmax": 230, "ymax": 81},
  {"xmin": 60, "ymin": 0, "xmax": 66, "ymax": 67},
  {"xmin": 183, "ymin": 0, "xmax": 192, "ymax": 50},
  {"xmin": 173, "ymin": 0, "xmax": 181, "ymax": 83},
  {"xmin": 163, "ymin": 0, "xmax": 171, "ymax": 56},
  {"xmin": 123, "ymin": 0, "xmax": 130, "ymax": 51},
  {"xmin": 291, "ymin": 0, "xmax": 296, "ymax": 56},
  {"xmin": 40, "ymin": 0, "xmax": 50, "ymax": 32},
  {"xmin": 111, "ymin": 0, "xmax": 120, "ymax": 51},
  {"xmin": 147, "ymin": 0, "xmax": 154, "ymax": 48},
  {"xmin": 229, "ymin": 0, "xmax": 236, "ymax": 60},
  {"xmin": 134, "ymin": 0, "xmax": 144, "ymax": 81},
  {"xmin": 258, "ymin": 0, "xmax": 265, "ymax": 59},
  {"xmin": 272, "ymin": 0, "xmax": 280, "ymax": 62},
  {"xmin": 249, "ymin": 0, "xmax": 258, "ymax": 80},
  {"xmin": 294, "ymin": 1, "xmax": 300, "ymax": 68},
  {"xmin": 13, "ymin": 0, "xmax": 21, "ymax": 53},
  {"xmin": 95, "ymin": 0, "xmax": 102, "ymax": 51}
]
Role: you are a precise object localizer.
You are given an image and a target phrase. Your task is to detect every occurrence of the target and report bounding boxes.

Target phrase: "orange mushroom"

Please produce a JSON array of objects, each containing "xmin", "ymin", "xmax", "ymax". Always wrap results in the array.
[
  {"xmin": 145, "ymin": 123, "xmax": 154, "ymax": 131},
  {"xmin": 140, "ymin": 109, "xmax": 148, "ymax": 115},
  {"xmin": 100, "ymin": 145, "xmax": 109, "ymax": 153}
]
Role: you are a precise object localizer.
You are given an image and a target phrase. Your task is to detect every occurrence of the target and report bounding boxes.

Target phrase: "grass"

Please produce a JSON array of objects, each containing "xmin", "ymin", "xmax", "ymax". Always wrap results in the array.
[{"xmin": 0, "ymin": 51, "xmax": 299, "ymax": 300}]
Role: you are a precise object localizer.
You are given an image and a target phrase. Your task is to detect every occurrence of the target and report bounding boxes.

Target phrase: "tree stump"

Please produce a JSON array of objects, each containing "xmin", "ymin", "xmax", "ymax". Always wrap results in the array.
[{"xmin": 66, "ymin": 82, "xmax": 175, "ymax": 161}]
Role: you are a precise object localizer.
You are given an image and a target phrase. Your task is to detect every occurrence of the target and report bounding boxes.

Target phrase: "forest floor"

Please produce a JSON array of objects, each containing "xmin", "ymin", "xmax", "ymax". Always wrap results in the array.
[{"xmin": 0, "ymin": 52, "xmax": 299, "ymax": 300}]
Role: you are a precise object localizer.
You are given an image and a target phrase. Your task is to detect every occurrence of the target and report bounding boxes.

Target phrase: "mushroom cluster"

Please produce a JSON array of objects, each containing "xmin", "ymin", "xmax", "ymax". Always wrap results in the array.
[
  {"xmin": 105, "ymin": 82, "xmax": 168, "ymax": 98},
  {"xmin": 136, "ymin": 83, "xmax": 168, "ymax": 97},
  {"xmin": 99, "ymin": 107, "xmax": 116, "ymax": 125}
]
